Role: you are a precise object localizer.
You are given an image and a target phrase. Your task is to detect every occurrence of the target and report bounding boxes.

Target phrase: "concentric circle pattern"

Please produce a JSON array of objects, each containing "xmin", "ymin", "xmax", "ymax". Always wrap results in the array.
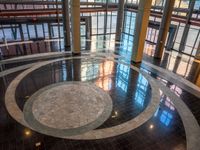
[
  {"xmin": 5, "ymin": 56, "xmax": 160, "ymax": 139},
  {"xmin": 2, "ymin": 53, "xmax": 200, "ymax": 150},
  {"xmin": 23, "ymin": 82, "xmax": 113, "ymax": 136}
]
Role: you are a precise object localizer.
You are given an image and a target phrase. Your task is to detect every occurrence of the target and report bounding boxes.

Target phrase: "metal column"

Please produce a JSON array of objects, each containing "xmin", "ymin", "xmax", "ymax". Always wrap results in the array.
[
  {"xmin": 195, "ymin": 41, "xmax": 200, "ymax": 60},
  {"xmin": 62, "ymin": 0, "xmax": 71, "ymax": 50},
  {"xmin": 115, "ymin": 0, "xmax": 125, "ymax": 42},
  {"xmin": 131, "ymin": 0, "xmax": 152, "ymax": 63},
  {"xmin": 179, "ymin": 0, "xmax": 196, "ymax": 52},
  {"xmin": 71, "ymin": 0, "xmax": 80, "ymax": 54},
  {"xmin": 19, "ymin": 23, "xmax": 27, "ymax": 55},
  {"xmin": 154, "ymin": 0, "xmax": 175, "ymax": 58}
]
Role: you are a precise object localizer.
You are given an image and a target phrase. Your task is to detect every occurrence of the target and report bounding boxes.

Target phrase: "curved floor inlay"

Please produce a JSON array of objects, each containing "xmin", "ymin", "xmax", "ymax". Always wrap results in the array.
[
  {"xmin": 142, "ymin": 60, "xmax": 200, "ymax": 99},
  {"xmin": 0, "ymin": 62, "xmax": 37, "ymax": 78},
  {"xmin": 116, "ymin": 59, "xmax": 200, "ymax": 150},
  {"xmin": 156, "ymin": 81, "xmax": 200, "ymax": 150},
  {"xmin": 3, "ymin": 54, "xmax": 200, "ymax": 150},
  {"xmin": 0, "ymin": 51, "xmax": 71, "ymax": 65},
  {"xmin": 23, "ymin": 81, "xmax": 113, "ymax": 136},
  {"xmin": 1, "ymin": 51, "xmax": 198, "ymax": 100},
  {"xmin": 0, "ymin": 52, "xmax": 115, "ymax": 78},
  {"xmin": 4, "ymin": 56, "xmax": 160, "ymax": 140}
]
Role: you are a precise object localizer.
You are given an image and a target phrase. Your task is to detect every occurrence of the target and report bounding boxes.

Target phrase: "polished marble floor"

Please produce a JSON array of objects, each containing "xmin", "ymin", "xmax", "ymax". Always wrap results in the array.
[
  {"xmin": 0, "ymin": 56, "xmax": 187, "ymax": 150},
  {"xmin": 0, "ymin": 37, "xmax": 200, "ymax": 150}
]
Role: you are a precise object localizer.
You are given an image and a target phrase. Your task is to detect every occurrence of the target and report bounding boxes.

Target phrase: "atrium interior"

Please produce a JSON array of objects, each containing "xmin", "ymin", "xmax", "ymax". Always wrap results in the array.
[{"xmin": 0, "ymin": 0, "xmax": 200, "ymax": 150}]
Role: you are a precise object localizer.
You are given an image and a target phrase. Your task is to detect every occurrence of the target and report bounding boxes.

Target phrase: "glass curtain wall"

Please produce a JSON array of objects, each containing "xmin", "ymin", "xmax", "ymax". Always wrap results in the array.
[{"xmin": 0, "ymin": 0, "xmax": 200, "ymax": 57}]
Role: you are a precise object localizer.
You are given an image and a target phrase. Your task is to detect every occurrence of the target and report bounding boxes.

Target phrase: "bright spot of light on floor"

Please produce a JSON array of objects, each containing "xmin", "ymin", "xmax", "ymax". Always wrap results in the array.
[
  {"xmin": 24, "ymin": 129, "xmax": 31, "ymax": 136},
  {"xmin": 149, "ymin": 124, "xmax": 154, "ymax": 129}
]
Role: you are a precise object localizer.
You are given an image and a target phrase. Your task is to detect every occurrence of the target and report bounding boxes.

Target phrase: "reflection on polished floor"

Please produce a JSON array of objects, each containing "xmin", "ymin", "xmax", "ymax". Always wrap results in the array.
[
  {"xmin": 0, "ymin": 54, "xmax": 186, "ymax": 149},
  {"xmin": 1, "ymin": 42, "xmax": 200, "ymax": 149},
  {"xmin": 1, "ymin": 0, "xmax": 200, "ymax": 150},
  {"xmin": 1, "ymin": 38, "xmax": 200, "ymax": 150}
]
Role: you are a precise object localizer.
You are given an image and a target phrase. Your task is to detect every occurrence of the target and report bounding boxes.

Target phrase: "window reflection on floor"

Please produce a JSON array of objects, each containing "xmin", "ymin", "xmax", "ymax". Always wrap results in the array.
[
  {"xmin": 116, "ymin": 63, "xmax": 130, "ymax": 93},
  {"xmin": 160, "ymin": 110, "xmax": 173, "ymax": 126},
  {"xmin": 95, "ymin": 60, "xmax": 114, "ymax": 91},
  {"xmin": 134, "ymin": 75, "xmax": 149, "ymax": 107}
]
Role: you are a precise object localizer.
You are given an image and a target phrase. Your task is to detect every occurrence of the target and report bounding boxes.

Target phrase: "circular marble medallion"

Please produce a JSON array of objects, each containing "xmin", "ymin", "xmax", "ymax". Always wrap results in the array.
[
  {"xmin": 5, "ymin": 56, "xmax": 160, "ymax": 140},
  {"xmin": 23, "ymin": 81, "xmax": 113, "ymax": 136}
]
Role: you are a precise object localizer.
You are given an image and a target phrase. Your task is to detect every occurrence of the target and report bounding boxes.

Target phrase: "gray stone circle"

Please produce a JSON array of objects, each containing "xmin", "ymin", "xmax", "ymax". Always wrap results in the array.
[{"xmin": 23, "ymin": 81, "xmax": 113, "ymax": 136}]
